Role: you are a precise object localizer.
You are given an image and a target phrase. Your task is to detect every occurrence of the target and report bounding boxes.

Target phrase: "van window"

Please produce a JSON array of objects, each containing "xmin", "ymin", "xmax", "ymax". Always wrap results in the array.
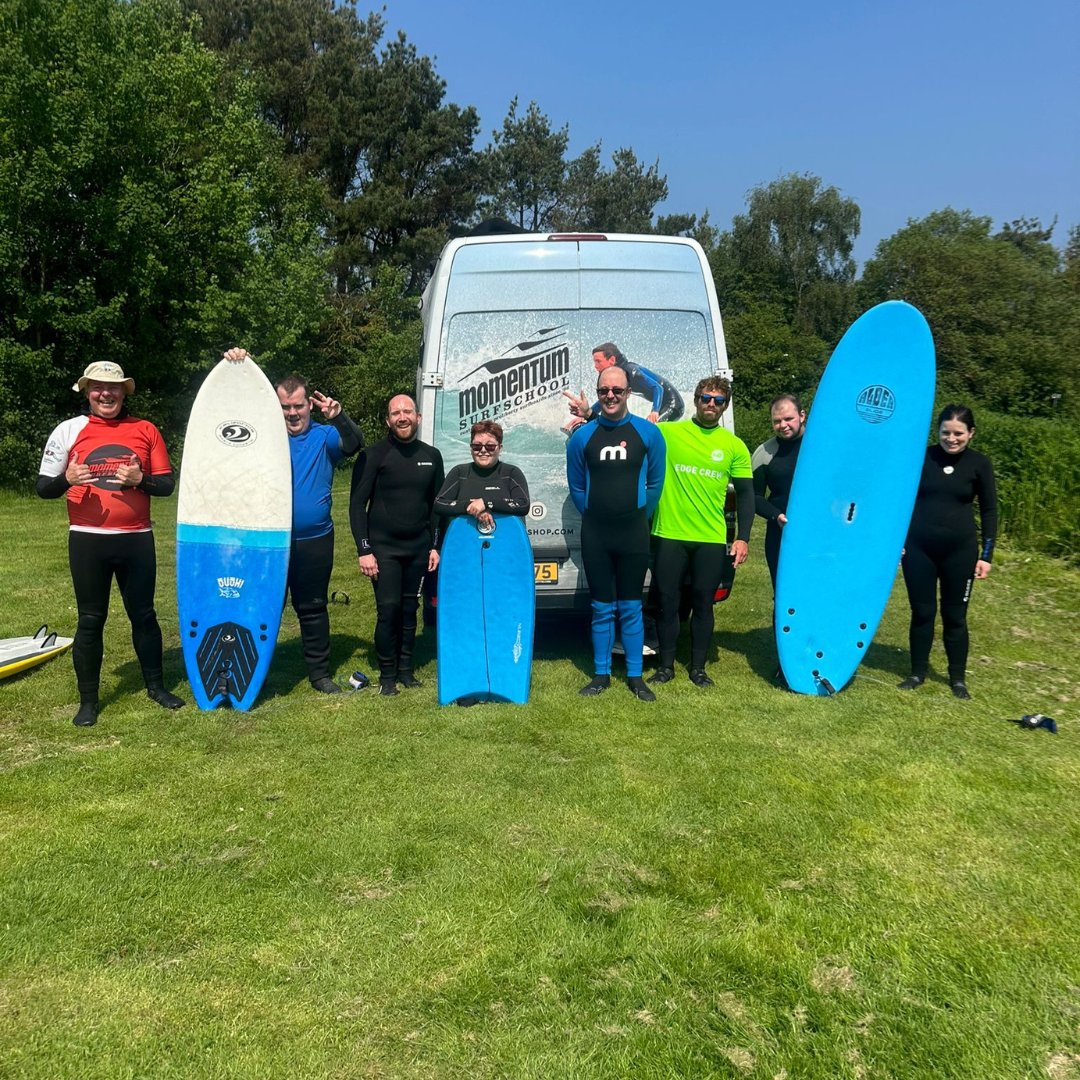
[{"xmin": 432, "ymin": 310, "xmax": 713, "ymax": 553}]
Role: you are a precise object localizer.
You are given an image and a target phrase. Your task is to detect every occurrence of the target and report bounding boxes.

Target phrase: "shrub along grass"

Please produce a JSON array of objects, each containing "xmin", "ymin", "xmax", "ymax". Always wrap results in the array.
[{"xmin": 1, "ymin": 482, "xmax": 1078, "ymax": 1079}]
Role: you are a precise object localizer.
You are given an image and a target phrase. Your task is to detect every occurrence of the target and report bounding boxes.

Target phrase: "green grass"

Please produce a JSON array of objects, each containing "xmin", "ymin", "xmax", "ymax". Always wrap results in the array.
[{"xmin": 1, "ymin": 481, "xmax": 1078, "ymax": 1079}]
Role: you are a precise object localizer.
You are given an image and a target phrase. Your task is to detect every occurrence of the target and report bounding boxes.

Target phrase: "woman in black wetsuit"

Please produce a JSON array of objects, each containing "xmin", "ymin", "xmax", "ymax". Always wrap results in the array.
[
  {"xmin": 899, "ymin": 404, "xmax": 997, "ymax": 700},
  {"xmin": 434, "ymin": 421, "xmax": 530, "ymax": 528}
]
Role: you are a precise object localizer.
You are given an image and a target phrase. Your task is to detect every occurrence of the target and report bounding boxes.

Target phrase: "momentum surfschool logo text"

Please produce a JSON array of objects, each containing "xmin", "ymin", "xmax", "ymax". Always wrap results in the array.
[
  {"xmin": 855, "ymin": 385, "xmax": 896, "ymax": 424},
  {"xmin": 457, "ymin": 327, "xmax": 572, "ymax": 433},
  {"xmin": 215, "ymin": 422, "xmax": 257, "ymax": 446},
  {"xmin": 81, "ymin": 443, "xmax": 138, "ymax": 488}
]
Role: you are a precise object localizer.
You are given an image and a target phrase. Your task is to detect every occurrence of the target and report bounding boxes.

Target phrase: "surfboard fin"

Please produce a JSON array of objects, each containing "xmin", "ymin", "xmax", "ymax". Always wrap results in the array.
[
  {"xmin": 215, "ymin": 668, "xmax": 231, "ymax": 702},
  {"xmin": 818, "ymin": 677, "xmax": 837, "ymax": 695},
  {"xmin": 34, "ymin": 624, "xmax": 48, "ymax": 640}
]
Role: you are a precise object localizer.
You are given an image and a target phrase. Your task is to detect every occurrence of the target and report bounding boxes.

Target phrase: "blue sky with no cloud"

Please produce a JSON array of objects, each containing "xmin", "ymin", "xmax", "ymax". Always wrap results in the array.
[{"xmin": 386, "ymin": 0, "xmax": 1078, "ymax": 264}]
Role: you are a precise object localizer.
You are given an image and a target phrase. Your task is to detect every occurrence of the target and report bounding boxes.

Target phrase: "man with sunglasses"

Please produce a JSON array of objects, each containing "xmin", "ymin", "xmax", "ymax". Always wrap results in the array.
[
  {"xmin": 566, "ymin": 364, "xmax": 666, "ymax": 701},
  {"xmin": 648, "ymin": 377, "xmax": 754, "ymax": 688}
]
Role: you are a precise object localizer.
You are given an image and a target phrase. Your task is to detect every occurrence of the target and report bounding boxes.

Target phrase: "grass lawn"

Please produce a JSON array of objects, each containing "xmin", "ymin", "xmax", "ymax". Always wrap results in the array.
[{"xmin": 1, "ymin": 479, "xmax": 1078, "ymax": 1079}]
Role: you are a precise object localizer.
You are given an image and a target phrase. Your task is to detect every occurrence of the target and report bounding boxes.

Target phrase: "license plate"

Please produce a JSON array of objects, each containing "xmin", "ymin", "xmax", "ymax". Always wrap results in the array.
[{"xmin": 534, "ymin": 562, "xmax": 559, "ymax": 584}]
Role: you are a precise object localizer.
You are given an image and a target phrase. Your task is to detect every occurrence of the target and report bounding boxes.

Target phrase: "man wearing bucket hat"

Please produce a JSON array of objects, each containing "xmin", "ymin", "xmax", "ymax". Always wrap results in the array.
[{"xmin": 36, "ymin": 361, "xmax": 185, "ymax": 726}]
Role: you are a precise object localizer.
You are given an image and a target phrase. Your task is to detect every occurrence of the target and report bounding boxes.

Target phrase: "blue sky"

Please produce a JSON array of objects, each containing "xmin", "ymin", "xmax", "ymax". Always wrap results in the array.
[{"xmin": 387, "ymin": 0, "xmax": 1078, "ymax": 265}]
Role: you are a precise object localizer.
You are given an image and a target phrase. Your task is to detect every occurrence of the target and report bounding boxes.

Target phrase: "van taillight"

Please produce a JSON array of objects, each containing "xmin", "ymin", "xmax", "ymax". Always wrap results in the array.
[{"xmin": 547, "ymin": 233, "xmax": 608, "ymax": 241}]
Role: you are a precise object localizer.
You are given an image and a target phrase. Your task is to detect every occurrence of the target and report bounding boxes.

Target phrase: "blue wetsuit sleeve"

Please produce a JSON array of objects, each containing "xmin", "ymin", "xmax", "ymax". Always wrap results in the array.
[
  {"xmin": 640, "ymin": 419, "xmax": 666, "ymax": 515},
  {"xmin": 566, "ymin": 428, "xmax": 588, "ymax": 514}
]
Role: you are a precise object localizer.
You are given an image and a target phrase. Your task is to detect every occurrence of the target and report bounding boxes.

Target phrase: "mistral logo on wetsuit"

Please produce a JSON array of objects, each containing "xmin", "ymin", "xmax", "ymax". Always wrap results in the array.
[{"xmin": 599, "ymin": 443, "xmax": 628, "ymax": 462}]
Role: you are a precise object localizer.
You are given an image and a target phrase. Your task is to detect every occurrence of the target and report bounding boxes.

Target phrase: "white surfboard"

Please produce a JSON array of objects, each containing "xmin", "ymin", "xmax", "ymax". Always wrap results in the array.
[
  {"xmin": 0, "ymin": 625, "xmax": 73, "ymax": 680},
  {"xmin": 176, "ymin": 357, "xmax": 292, "ymax": 710}
]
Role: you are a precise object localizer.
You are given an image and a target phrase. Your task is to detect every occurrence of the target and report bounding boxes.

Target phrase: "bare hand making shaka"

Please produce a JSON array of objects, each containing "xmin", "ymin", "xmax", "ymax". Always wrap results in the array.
[{"xmin": 309, "ymin": 391, "xmax": 341, "ymax": 420}]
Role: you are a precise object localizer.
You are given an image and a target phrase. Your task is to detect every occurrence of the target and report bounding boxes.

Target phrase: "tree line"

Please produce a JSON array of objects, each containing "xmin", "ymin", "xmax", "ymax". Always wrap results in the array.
[{"xmin": 1, "ymin": 0, "xmax": 1077, "ymax": 556}]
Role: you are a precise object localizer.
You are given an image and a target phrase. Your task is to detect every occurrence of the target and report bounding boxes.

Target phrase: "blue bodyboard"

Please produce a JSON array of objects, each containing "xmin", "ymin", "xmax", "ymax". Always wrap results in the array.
[
  {"xmin": 775, "ymin": 301, "xmax": 935, "ymax": 695},
  {"xmin": 437, "ymin": 514, "xmax": 535, "ymax": 705}
]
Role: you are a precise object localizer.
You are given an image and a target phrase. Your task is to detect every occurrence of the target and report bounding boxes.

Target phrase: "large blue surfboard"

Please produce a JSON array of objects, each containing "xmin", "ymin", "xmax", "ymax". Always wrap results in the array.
[
  {"xmin": 775, "ymin": 301, "xmax": 935, "ymax": 695},
  {"xmin": 437, "ymin": 514, "xmax": 535, "ymax": 705},
  {"xmin": 176, "ymin": 357, "xmax": 292, "ymax": 710}
]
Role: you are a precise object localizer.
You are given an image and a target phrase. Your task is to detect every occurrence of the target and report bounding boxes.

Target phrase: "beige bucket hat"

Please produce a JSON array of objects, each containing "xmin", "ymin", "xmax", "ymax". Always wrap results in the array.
[{"xmin": 72, "ymin": 361, "xmax": 135, "ymax": 394}]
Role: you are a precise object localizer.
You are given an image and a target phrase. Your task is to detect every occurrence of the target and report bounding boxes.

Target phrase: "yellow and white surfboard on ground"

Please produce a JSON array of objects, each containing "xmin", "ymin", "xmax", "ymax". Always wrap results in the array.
[{"xmin": 0, "ymin": 625, "xmax": 73, "ymax": 680}]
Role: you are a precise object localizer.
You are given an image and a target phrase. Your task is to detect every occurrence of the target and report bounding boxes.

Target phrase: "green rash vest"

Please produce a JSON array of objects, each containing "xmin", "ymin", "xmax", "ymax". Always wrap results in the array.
[{"xmin": 651, "ymin": 421, "xmax": 753, "ymax": 543}]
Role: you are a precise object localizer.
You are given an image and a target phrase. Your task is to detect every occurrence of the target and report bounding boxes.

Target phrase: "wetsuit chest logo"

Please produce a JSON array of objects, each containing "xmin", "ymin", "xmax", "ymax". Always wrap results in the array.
[
  {"xmin": 599, "ymin": 443, "xmax": 628, "ymax": 462},
  {"xmin": 83, "ymin": 443, "xmax": 134, "ymax": 488}
]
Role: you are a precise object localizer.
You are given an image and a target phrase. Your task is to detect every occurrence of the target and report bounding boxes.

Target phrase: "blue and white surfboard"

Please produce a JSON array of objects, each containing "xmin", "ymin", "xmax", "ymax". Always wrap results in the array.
[
  {"xmin": 176, "ymin": 357, "xmax": 291, "ymax": 710},
  {"xmin": 437, "ymin": 514, "xmax": 535, "ymax": 705},
  {"xmin": 776, "ymin": 301, "xmax": 935, "ymax": 696}
]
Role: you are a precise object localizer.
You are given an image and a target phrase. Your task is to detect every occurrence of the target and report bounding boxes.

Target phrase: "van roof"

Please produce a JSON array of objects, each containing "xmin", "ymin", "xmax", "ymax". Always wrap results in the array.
[{"xmin": 422, "ymin": 233, "xmax": 715, "ymax": 318}]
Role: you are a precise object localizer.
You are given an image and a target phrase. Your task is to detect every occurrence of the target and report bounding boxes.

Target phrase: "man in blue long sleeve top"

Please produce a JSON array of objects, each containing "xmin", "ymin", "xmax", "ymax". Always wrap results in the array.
[
  {"xmin": 566, "ymin": 363, "xmax": 666, "ymax": 701},
  {"xmin": 274, "ymin": 370, "xmax": 363, "ymax": 693},
  {"xmin": 224, "ymin": 349, "xmax": 364, "ymax": 694}
]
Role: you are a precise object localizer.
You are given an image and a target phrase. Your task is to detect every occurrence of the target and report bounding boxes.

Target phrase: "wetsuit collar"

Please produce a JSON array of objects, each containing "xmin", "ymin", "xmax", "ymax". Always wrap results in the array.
[{"xmin": 596, "ymin": 413, "xmax": 632, "ymax": 429}]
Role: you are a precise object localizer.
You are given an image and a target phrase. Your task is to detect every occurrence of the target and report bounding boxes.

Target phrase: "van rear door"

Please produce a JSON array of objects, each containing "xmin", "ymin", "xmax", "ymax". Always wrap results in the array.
[{"xmin": 424, "ymin": 236, "xmax": 728, "ymax": 611}]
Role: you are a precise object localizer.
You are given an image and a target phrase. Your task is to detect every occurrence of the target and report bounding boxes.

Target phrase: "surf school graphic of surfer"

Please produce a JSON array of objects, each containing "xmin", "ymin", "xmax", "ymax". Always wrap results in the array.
[{"xmin": 562, "ymin": 341, "xmax": 684, "ymax": 435}]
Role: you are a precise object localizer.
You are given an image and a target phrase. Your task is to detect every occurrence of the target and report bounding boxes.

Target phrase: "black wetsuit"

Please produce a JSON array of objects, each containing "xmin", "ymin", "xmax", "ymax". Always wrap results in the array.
[
  {"xmin": 433, "ymin": 462, "xmax": 530, "ymax": 517},
  {"xmin": 902, "ymin": 445, "xmax": 997, "ymax": 683},
  {"xmin": 349, "ymin": 436, "xmax": 444, "ymax": 681},
  {"xmin": 751, "ymin": 435, "xmax": 803, "ymax": 586}
]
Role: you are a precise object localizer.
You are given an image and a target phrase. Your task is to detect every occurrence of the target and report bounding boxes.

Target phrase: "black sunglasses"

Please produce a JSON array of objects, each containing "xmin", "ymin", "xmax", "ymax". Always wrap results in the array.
[
  {"xmin": 597, "ymin": 386, "xmax": 630, "ymax": 398},
  {"xmin": 470, "ymin": 442, "xmax": 499, "ymax": 452},
  {"xmin": 697, "ymin": 393, "xmax": 728, "ymax": 405}
]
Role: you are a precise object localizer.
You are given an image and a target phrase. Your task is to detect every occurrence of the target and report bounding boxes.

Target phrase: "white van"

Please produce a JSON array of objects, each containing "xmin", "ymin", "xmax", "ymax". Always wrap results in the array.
[{"xmin": 417, "ymin": 231, "xmax": 733, "ymax": 612}]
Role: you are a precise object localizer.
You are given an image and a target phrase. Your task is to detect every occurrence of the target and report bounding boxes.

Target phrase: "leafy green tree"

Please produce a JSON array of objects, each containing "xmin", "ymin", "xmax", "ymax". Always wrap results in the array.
[
  {"xmin": 654, "ymin": 210, "xmax": 720, "ymax": 253},
  {"xmin": 724, "ymin": 305, "xmax": 827, "ymax": 419},
  {"xmin": 552, "ymin": 145, "xmax": 668, "ymax": 233},
  {"xmin": 480, "ymin": 98, "xmax": 569, "ymax": 231},
  {"xmin": 860, "ymin": 209, "xmax": 1078, "ymax": 416},
  {"xmin": 182, "ymin": 0, "xmax": 381, "ymax": 176},
  {"xmin": 729, "ymin": 173, "xmax": 860, "ymax": 341},
  {"xmin": 0, "ymin": 0, "xmax": 328, "ymax": 483},
  {"xmin": 1064, "ymin": 224, "xmax": 1080, "ymax": 296},
  {"xmin": 995, "ymin": 216, "xmax": 1058, "ymax": 269},
  {"xmin": 185, "ymin": 2, "xmax": 481, "ymax": 292},
  {"xmin": 321, "ymin": 263, "xmax": 421, "ymax": 444},
  {"xmin": 343, "ymin": 32, "xmax": 481, "ymax": 292}
]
